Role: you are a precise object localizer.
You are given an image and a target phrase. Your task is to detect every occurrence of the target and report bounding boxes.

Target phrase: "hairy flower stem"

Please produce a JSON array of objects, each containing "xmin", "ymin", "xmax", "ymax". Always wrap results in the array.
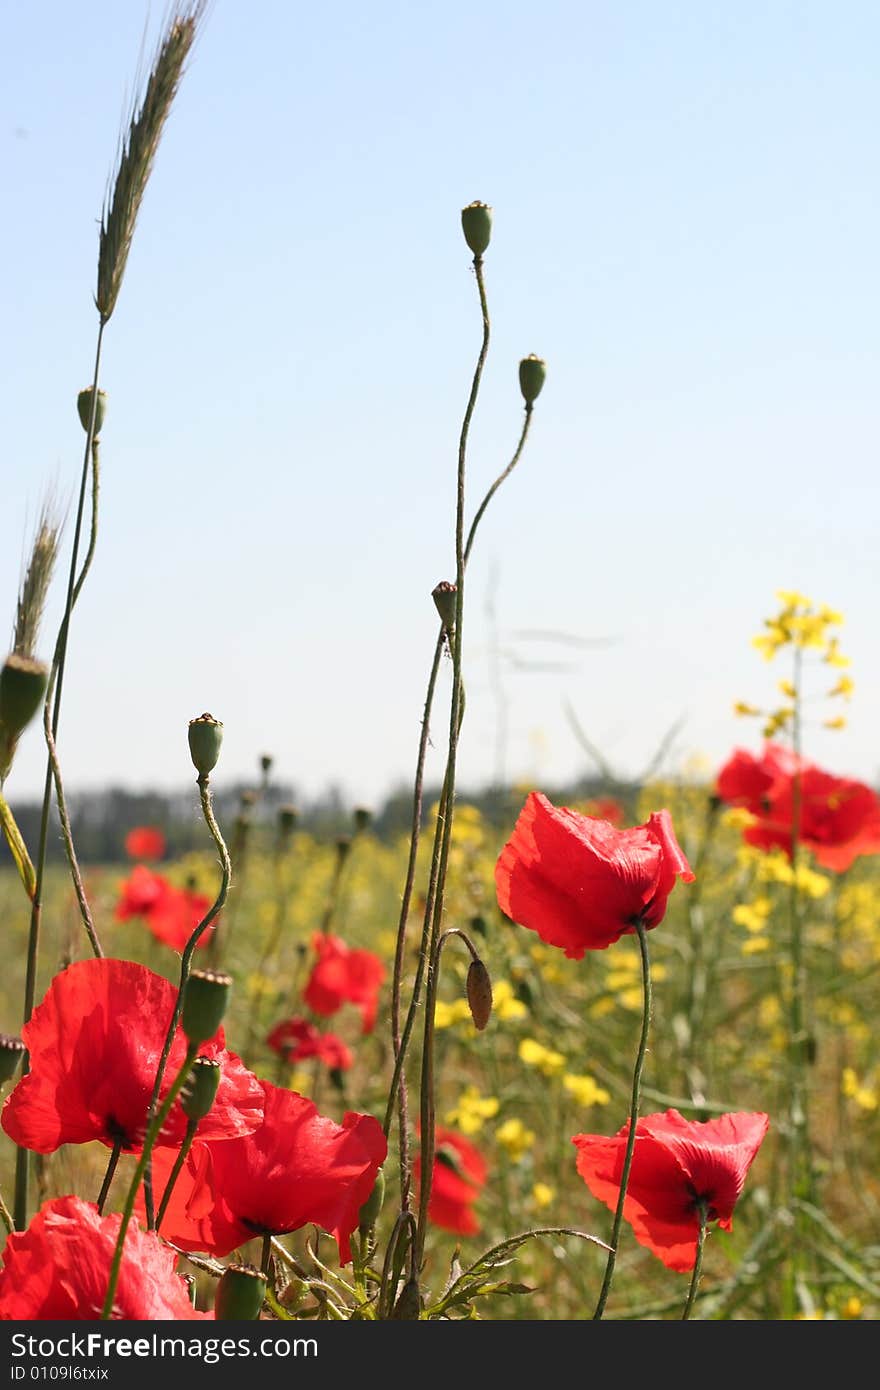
[
  {"xmin": 14, "ymin": 324, "xmax": 106, "ymax": 1233},
  {"xmin": 592, "ymin": 918, "xmax": 653, "ymax": 1319},
  {"xmin": 101, "ymin": 1044, "xmax": 198, "ymax": 1318},
  {"xmin": 680, "ymin": 795, "xmax": 721, "ymax": 1099},
  {"xmin": 143, "ymin": 771, "xmax": 230, "ymax": 1228},
  {"xmin": 681, "ymin": 1204, "xmax": 709, "ymax": 1319},
  {"xmin": 155, "ymin": 1117, "xmax": 198, "ymax": 1231},
  {"xmin": 96, "ymin": 1138, "xmax": 123, "ymax": 1215}
]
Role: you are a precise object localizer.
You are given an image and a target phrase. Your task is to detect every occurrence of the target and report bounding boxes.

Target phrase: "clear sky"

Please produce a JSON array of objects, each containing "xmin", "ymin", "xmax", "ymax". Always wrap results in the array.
[{"xmin": 2, "ymin": 1, "xmax": 879, "ymax": 811}]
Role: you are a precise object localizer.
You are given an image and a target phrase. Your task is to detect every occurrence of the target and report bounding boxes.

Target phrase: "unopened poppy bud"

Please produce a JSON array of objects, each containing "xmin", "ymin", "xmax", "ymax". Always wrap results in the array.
[
  {"xmin": 182, "ymin": 969, "xmax": 232, "ymax": 1045},
  {"xmin": 278, "ymin": 804, "xmax": 299, "ymax": 835},
  {"xmin": 0, "ymin": 655, "xmax": 49, "ymax": 742},
  {"xmin": 391, "ymin": 1277, "xmax": 422, "ymax": 1320},
  {"xmin": 260, "ymin": 753, "xmax": 273, "ymax": 776},
  {"xmin": 188, "ymin": 713, "xmax": 223, "ymax": 776},
  {"xmin": 519, "ymin": 354, "xmax": 546, "ymax": 406},
  {"xmin": 432, "ymin": 581, "xmax": 457, "ymax": 632},
  {"xmin": 358, "ymin": 1167, "xmax": 385, "ymax": 1235},
  {"xmin": 461, "ymin": 201, "xmax": 492, "ymax": 257},
  {"xmin": 180, "ymin": 1056, "xmax": 221, "ymax": 1121},
  {"xmin": 353, "ymin": 806, "xmax": 371, "ymax": 834},
  {"xmin": 76, "ymin": 386, "xmax": 107, "ymax": 436},
  {"xmin": 466, "ymin": 957, "xmax": 493, "ymax": 1031},
  {"xmin": 0, "ymin": 1034, "xmax": 26, "ymax": 1086},
  {"xmin": 214, "ymin": 1264, "xmax": 267, "ymax": 1320}
]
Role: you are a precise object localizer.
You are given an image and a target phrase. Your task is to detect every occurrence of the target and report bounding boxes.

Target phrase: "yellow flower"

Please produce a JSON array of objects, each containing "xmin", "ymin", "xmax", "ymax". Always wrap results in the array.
[
  {"xmin": 818, "ymin": 605, "xmax": 844, "ymax": 626},
  {"xmin": 733, "ymin": 897, "xmax": 773, "ymax": 933},
  {"xmin": 495, "ymin": 1117, "xmax": 536, "ymax": 1162},
  {"xmin": 518, "ymin": 1038, "xmax": 566, "ymax": 1076},
  {"xmin": 824, "ymin": 638, "xmax": 851, "ymax": 668},
  {"xmin": 532, "ymin": 1182, "xmax": 555, "ymax": 1210},
  {"xmin": 794, "ymin": 864, "xmax": 831, "ymax": 899},
  {"xmin": 788, "ymin": 614, "xmax": 826, "ymax": 649},
  {"xmin": 733, "ymin": 700, "xmax": 761, "ymax": 717},
  {"xmin": 823, "ymin": 716, "xmax": 846, "ymax": 731},
  {"xmin": 776, "ymin": 589, "xmax": 812, "ymax": 608},
  {"xmin": 777, "ymin": 679, "xmax": 797, "ymax": 699},
  {"xmin": 840, "ymin": 1297, "xmax": 863, "ymax": 1320},
  {"xmin": 841, "ymin": 1068, "xmax": 878, "ymax": 1111},
  {"xmin": 742, "ymin": 936, "xmax": 770, "ymax": 956},
  {"xmin": 434, "ymin": 998, "xmax": 472, "ymax": 1030},
  {"xmin": 752, "ymin": 631, "xmax": 786, "ymax": 661},
  {"xmin": 445, "ymin": 1085, "xmax": 500, "ymax": 1134},
  {"xmin": 492, "ymin": 979, "xmax": 528, "ymax": 1022},
  {"xmin": 617, "ymin": 986, "xmax": 644, "ymax": 1011},
  {"xmin": 828, "ymin": 675, "xmax": 854, "ymax": 699},
  {"xmin": 723, "ymin": 806, "xmax": 755, "ymax": 830},
  {"xmin": 563, "ymin": 1073, "xmax": 611, "ymax": 1107}
]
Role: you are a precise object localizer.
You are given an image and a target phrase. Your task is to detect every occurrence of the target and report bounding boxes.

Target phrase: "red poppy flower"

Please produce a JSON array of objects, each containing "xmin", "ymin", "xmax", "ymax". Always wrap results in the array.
[
  {"xmin": 1, "ymin": 958, "xmax": 264, "ymax": 1154},
  {"xmin": 303, "ymin": 933, "xmax": 386, "ymax": 1033},
  {"xmin": 115, "ymin": 867, "xmax": 214, "ymax": 951},
  {"xmin": 585, "ymin": 797, "xmax": 626, "ymax": 826},
  {"xmin": 124, "ymin": 826, "xmax": 167, "ymax": 861},
  {"xmin": 413, "ymin": 1127, "xmax": 487, "ymax": 1237},
  {"xmin": 715, "ymin": 744, "xmax": 798, "ymax": 811},
  {"xmin": 139, "ymin": 1081, "xmax": 386, "ymax": 1265},
  {"xmin": 266, "ymin": 1017, "xmax": 353, "ymax": 1071},
  {"xmin": 572, "ymin": 1109, "xmax": 770, "ymax": 1272},
  {"xmin": 0, "ymin": 1196, "xmax": 210, "ymax": 1319},
  {"xmin": 495, "ymin": 792, "xmax": 695, "ymax": 958}
]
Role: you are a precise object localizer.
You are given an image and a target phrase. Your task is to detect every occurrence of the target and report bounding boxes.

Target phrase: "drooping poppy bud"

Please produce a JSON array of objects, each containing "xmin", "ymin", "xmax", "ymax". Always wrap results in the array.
[
  {"xmin": 461, "ymin": 201, "xmax": 492, "ymax": 257},
  {"xmin": 214, "ymin": 1264, "xmax": 267, "ymax": 1320},
  {"xmin": 180, "ymin": 1056, "xmax": 221, "ymax": 1121},
  {"xmin": 187, "ymin": 713, "xmax": 223, "ymax": 776},
  {"xmin": 518, "ymin": 354, "xmax": 546, "ymax": 406},
  {"xmin": 391, "ymin": 1277, "xmax": 422, "ymax": 1320},
  {"xmin": 432, "ymin": 581, "xmax": 457, "ymax": 632},
  {"xmin": 0, "ymin": 654, "xmax": 49, "ymax": 744},
  {"xmin": 466, "ymin": 958, "xmax": 493, "ymax": 1031},
  {"xmin": 182, "ymin": 969, "xmax": 232, "ymax": 1046}
]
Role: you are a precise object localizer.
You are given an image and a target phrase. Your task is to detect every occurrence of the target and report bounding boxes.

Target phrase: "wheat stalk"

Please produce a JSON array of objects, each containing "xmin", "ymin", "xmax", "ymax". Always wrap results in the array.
[
  {"xmin": 13, "ymin": 502, "xmax": 61, "ymax": 659},
  {"xmin": 96, "ymin": 2, "xmax": 208, "ymax": 323}
]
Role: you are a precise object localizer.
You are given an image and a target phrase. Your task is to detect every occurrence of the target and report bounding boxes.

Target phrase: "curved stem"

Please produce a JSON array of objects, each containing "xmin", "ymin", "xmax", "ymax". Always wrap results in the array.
[
  {"xmin": 143, "ymin": 771, "xmax": 230, "ymax": 1228},
  {"xmin": 463, "ymin": 405, "xmax": 531, "ymax": 566},
  {"xmin": 155, "ymin": 1116, "xmax": 198, "ymax": 1232},
  {"xmin": 96, "ymin": 1138, "xmax": 123, "ymax": 1215},
  {"xmin": 44, "ymin": 704, "xmax": 103, "ymax": 957},
  {"xmin": 681, "ymin": 1204, "xmax": 709, "ymax": 1319},
  {"xmin": 101, "ymin": 1043, "xmax": 198, "ymax": 1318},
  {"xmin": 592, "ymin": 918, "xmax": 653, "ymax": 1319}
]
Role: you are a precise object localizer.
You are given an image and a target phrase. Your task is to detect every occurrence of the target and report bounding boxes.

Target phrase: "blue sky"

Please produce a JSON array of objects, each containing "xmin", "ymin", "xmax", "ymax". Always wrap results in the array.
[{"xmin": 2, "ymin": 1, "xmax": 879, "ymax": 809}]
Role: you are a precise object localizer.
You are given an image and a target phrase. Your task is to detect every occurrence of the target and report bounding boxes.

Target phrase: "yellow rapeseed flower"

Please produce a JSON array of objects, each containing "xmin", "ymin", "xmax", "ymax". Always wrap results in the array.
[
  {"xmin": 823, "ymin": 716, "xmax": 847, "ymax": 731},
  {"xmin": 742, "ymin": 936, "xmax": 770, "ymax": 955},
  {"xmin": 777, "ymin": 679, "xmax": 797, "ymax": 699},
  {"xmin": 532, "ymin": 1183, "xmax": 555, "ymax": 1210},
  {"xmin": 824, "ymin": 638, "xmax": 851, "ymax": 668},
  {"xmin": 776, "ymin": 589, "xmax": 812, "ymax": 608},
  {"xmin": 434, "ymin": 998, "xmax": 472, "ymax": 1030},
  {"xmin": 495, "ymin": 1117, "xmax": 536, "ymax": 1161},
  {"xmin": 563, "ymin": 1073, "xmax": 611, "ymax": 1107},
  {"xmin": 828, "ymin": 675, "xmax": 854, "ymax": 699},
  {"xmin": 733, "ymin": 700, "xmax": 761, "ymax": 717},
  {"xmin": 445, "ymin": 1085, "xmax": 500, "ymax": 1134},
  {"xmin": 492, "ymin": 979, "xmax": 529, "ymax": 1021},
  {"xmin": 841, "ymin": 1068, "xmax": 878, "ymax": 1111},
  {"xmin": 840, "ymin": 1297, "xmax": 863, "ymax": 1320},
  {"xmin": 733, "ymin": 897, "xmax": 773, "ymax": 933},
  {"xmin": 519, "ymin": 1038, "xmax": 566, "ymax": 1076}
]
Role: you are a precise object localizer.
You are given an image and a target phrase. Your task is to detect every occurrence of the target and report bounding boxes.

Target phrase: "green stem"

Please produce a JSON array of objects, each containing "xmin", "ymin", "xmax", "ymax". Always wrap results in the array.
[
  {"xmin": 592, "ymin": 918, "xmax": 653, "ymax": 1319},
  {"xmin": 143, "ymin": 771, "xmax": 230, "ymax": 1228},
  {"xmin": 0, "ymin": 1187, "xmax": 13, "ymax": 1236},
  {"xmin": 261, "ymin": 1233, "xmax": 272, "ymax": 1277},
  {"xmin": 681, "ymin": 1204, "xmax": 709, "ymax": 1319},
  {"xmin": 96, "ymin": 1138, "xmax": 123, "ymax": 1214},
  {"xmin": 155, "ymin": 1117, "xmax": 198, "ymax": 1231},
  {"xmin": 101, "ymin": 1043, "xmax": 198, "ymax": 1318}
]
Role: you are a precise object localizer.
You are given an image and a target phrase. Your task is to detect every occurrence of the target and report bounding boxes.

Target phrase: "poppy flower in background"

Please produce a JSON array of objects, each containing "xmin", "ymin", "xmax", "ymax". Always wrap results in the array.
[
  {"xmin": 115, "ymin": 866, "xmax": 214, "ymax": 951},
  {"xmin": 303, "ymin": 933, "xmax": 386, "ymax": 1033},
  {"xmin": 572, "ymin": 1108, "xmax": 770, "ymax": 1272},
  {"xmin": 266, "ymin": 1017, "xmax": 353, "ymax": 1071},
  {"xmin": 716, "ymin": 743, "xmax": 880, "ymax": 872},
  {"xmin": 1, "ymin": 958, "xmax": 264, "ymax": 1154},
  {"xmin": 0, "ymin": 1196, "xmax": 210, "ymax": 1319},
  {"xmin": 414, "ymin": 1127, "xmax": 487, "ymax": 1237},
  {"xmin": 585, "ymin": 797, "xmax": 626, "ymax": 826},
  {"xmin": 124, "ymin": 826, "xmax": 167, "ymax": 861},
  {"xmin": 140, "ymin": 1081, "xmax": 386, "ymax": 1265},
  {"xmin": 495, "ymin": 792, "xmax": 695, "ymax": 958}
]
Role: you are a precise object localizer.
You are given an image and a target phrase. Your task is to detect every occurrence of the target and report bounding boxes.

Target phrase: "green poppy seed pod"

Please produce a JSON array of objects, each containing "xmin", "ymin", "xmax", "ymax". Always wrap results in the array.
[
  {"xmin": 188, "ymin": 713, "xmax": 223, "ymax": 776},
  {"xmin": 181, "ymin": 969, "xmax": 232, "ymax": 1045},
  {"xmin": 461, "ymin": 201, "xmax": 492, "ymax": 257},
  {"xmin": 358, "ymin": 1166, "xmax": 385, "ymax": 1236},
  {"xmin": 519, "ymin": 354, "xmax": 546, "ymax": 406},
  {"xmin": 0, "ymin": 655, "xmax": 49, "ymax": 742},
  {"xmin": 0, "ymin": 1034, "xmax": 26, "ymax": 1086},
  {"xmin": 432, "ymin": 581, "xmax": 457, "ymax": 632},
  {"xmin": 214, "ymin": 1264, "xmax": 267, "ymax": 1321},
  {"xmin": 76, "ymin": 386, "xmax": 107, "ymax": 436},
  {"xmin": 391, "ymin": 1277, "xmax": 422, "ymax": 1320},
  {"xmin": 260, "ymin": 753, "xmax": 273, "ymax": 776},
  {"xmin": 466, "ymin": 957, "xmax": 493, "ymax": 1031},
  {"xmin": 180, "ymin": 1056, "xmax": 221, "ymax": 1121}
]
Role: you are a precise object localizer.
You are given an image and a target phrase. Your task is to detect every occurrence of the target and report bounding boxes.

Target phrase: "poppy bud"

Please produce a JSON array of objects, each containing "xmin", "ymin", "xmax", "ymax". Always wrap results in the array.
[
  {"xmin": 466, "ymin": 958, "xmax": 493, "ymax": 1031},
  {"xmin": 181, "ymin": 969, "xmax": 232, "ymax": 1045},
  {"xmin": 260, "ymin": 753, "xmax": 273, "ymax": 776},
  {"xmin": 461, "ymin": 201, "xmax": 492, "ymax": 257},
  {"xmin": 518, "ymin": 354, "xmax": 546, "ymax": 406},
  {"xmin": 187, "ymin": 713, "xmax": 223, "ymax": 776},
  {"xmin": 214, "ymin": 1264, "xmax": 267, "ymax": 1320},
  {"xmin": 0, "ymin": 655, "xmax": 49, "ymax": 743},
  {"xmin": 76, "ymin": 386, "xmax": 107, "ymax": 436},
  {"xmin": 353, "ymin": 806, "xmax": 371, "ymax": 834},
  {"xmin": 180, "ymin": 1056, "xmax": 221, "ymax": 1121},
  {"xmin": 278, "ymin": 804, "xmax": 299, "ymax": 835},
  {"xmin": 0, "ymin": 1034, "xmax": 26, "ymax": 1086},
  {"xmin": 391, "ymin": 1277, "xmax": 422, "ymax": 1320},
  {"xmin": 432, "ymin": 581, "xmax": 457, "ymax": 632},
  {"xmin": 358, "ymin": 1166, "xmax": 385, "ymax": 1235}
]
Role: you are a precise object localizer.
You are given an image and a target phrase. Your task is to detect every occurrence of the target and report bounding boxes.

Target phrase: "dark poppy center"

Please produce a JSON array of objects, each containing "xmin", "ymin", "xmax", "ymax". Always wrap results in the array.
[{"xmin": 105, "ymin": 1115, "xmax": 136, "ymax": 1150}]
